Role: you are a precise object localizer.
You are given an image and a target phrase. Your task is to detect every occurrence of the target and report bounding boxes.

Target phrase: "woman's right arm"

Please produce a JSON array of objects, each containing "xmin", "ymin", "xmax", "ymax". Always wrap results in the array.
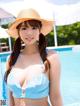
[
  {"xmin": 6, "ymin": 58, "xmax": 15, "ymax": 106},
  {"xmin": 7, "ymin": 90, "xmax": 15, "ymax": 106}
]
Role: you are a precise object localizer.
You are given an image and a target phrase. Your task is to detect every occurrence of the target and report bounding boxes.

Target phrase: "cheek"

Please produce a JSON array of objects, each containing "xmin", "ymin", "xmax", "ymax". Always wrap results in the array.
[
  {"xmin": 35, "ymin": 34, "xmax": 39, "ymax": 41},
  {"xmin": 19, "ymin": 32, "xmax": 25, "ymax": 40},
  {"xmin": 35, "ymin": 31, "xmax": 40, "ymax": 40}
]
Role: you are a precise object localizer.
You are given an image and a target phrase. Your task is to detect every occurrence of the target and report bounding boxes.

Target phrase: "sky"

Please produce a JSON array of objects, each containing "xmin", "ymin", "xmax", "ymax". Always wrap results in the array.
[
  {"xmin": 45, "ymin": 0, "xmax": 80, "ymax": 5},
  {"xmin": 0, "ymin": 0, "xmax": 80, "ymax": 25},
  {"xmin": 0, "ymin": 0, "xmax": 80, "ymax": 4},
  {"xmin": 0, "ymin": 0, "xmax": 54, "ymax": 21},
  {"xmin": 0, "ymin": 0, "xmax": 23, "ymax": 2}
]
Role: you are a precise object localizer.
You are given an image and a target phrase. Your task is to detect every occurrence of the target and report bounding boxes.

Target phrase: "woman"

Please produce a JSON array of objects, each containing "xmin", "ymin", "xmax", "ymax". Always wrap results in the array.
[{"xmin": 4, "ymin": 8, "xmax": 63, "ymax": 106}]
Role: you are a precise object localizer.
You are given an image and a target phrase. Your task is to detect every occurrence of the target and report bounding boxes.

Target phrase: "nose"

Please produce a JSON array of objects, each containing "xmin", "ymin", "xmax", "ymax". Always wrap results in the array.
[{"xmin": 26, "ymin": 28, "xmax": 32, "ymax": 36}]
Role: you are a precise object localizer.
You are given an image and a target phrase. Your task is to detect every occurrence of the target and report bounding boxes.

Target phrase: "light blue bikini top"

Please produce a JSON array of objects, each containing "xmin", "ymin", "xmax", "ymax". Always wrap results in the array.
[{"xmin": 7, "ymin": 58, "xmax": 49, "ymax": 99}]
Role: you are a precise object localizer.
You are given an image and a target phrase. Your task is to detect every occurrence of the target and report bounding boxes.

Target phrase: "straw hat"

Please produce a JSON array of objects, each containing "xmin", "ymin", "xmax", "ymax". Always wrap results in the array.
[{"xmin": 7, "ymin": 8, "xmax": 53, "ymax": 38}]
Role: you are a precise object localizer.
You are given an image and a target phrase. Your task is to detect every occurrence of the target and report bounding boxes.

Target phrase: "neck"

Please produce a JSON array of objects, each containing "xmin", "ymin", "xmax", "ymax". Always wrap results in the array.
[{"xmin": 22, "ymin": 43, "xmax": 39, "ymax": 55}]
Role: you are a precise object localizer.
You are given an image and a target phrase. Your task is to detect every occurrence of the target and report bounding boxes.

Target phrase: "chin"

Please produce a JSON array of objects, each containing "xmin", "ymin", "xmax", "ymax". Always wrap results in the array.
[{"xmin": 25, "ymin": 42, "xmax": 35, "ymax": 46}]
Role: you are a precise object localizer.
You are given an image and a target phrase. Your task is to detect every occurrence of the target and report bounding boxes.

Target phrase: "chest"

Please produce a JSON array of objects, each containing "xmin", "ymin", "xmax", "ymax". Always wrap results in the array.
[{"xmin": 8, "ymin": 64, "xmax": 48, "ymax": 88}]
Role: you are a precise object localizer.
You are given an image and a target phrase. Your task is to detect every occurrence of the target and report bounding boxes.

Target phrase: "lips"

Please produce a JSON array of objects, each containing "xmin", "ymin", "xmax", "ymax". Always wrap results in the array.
[{"xmin": 25, "ymin": 37, "xmax": 34, "ymax": 41}]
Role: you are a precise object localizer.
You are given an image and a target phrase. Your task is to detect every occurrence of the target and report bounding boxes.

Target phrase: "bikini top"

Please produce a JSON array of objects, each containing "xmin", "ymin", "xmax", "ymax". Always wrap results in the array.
[{"xmin": 7, "ymin": 57, "xmax": 49, "ymax": 99}]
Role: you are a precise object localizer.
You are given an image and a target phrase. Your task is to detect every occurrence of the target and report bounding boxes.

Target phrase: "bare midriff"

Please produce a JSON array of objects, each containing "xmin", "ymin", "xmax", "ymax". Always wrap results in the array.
[{"xmin": 14, "ymin": 97, "xmax": 49, "ymax": 106}]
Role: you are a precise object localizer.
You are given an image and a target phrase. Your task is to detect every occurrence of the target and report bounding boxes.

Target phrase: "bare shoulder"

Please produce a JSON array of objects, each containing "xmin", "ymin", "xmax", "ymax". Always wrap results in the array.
[
  {"xmin": 47, "ymin": 49, "xmax": 61, "ymax": 76},
  {"xmin": 6, "ymin": 56, "xmax": 10, "ymax": 70},
  {"xmin": 47, "ymin": 49, "xmax": 60, "ymax": 64},
  {"xmin": 47, "ymin": 49, "xmax": 61, "ymax": 80},
  {"xmin": 47, "ymin": 49, "xmax": 56, "ymax": 56}
]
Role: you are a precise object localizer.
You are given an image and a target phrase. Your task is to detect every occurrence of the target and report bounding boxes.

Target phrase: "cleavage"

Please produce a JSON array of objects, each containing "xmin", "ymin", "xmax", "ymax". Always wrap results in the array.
[{"xmin": 20, "ymin": 78, "xmax": 27, "ymax": 89}]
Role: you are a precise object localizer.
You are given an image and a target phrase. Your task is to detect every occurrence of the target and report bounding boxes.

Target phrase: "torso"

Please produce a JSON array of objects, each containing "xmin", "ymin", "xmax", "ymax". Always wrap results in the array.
[
  {"xmin": 12, "ymin": 52, "xmax": 49, "ymax": 83},
  {"xmin": 14, "ymin": 97, "xmax": 49, "ymax": 106},
  {"xmin": 8, "ymin": 52, "xmax": 50, "ymax": 106}
]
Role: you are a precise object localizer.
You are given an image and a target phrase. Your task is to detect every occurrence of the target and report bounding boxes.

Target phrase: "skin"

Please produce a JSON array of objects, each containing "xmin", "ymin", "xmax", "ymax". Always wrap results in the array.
[{"xmin": 6, "ymin": 22, "xmax": 63, "ymax": 106}]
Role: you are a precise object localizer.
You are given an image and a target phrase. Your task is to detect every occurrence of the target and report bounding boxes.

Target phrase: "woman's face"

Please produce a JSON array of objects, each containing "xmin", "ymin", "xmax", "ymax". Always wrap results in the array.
[{"xmin": 19, "ymin": 22, "xmax": 40, "ymax": 45}]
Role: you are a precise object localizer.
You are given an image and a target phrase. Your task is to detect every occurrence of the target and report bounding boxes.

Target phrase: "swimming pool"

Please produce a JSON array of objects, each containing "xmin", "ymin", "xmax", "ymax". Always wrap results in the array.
[{"xmin": 0, "ymin": 46, "xmax": 80, "ymax": 106}]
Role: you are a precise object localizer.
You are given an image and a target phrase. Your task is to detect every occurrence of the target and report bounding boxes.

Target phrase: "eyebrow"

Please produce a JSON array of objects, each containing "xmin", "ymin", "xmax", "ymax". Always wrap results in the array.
[{"xmin": 20, "ymin": 25, "xmax": 28, "ymax": 28}]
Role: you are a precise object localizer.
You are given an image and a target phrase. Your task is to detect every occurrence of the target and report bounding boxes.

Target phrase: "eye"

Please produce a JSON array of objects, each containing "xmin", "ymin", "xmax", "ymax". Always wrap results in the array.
[
  {"xmin": 21, "ymin": 27, "xmax": 27, "ymax": 30},
  {"xmin": 32, "ymin": 27, "xmax": 37, "ymax": 30}
]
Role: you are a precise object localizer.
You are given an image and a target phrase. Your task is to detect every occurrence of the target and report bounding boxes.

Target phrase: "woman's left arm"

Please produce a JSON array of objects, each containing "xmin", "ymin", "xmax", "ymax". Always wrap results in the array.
[{"xmin": 48, "ymin": 52, "xmax": 63, "ymax": 106}]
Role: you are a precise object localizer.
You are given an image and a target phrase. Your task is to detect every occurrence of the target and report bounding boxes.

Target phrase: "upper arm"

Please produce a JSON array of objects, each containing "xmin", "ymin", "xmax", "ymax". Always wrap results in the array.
[
  {"xmin": 6, "ymin": 56, "xmax": 15, "ymax": 106},
  {"xmin": 6, "ymin": 55, "xmax": 10, "ymax": 70},
  {"xmin": 47, "ymin": 51, "xmax": 61, "ymax": 101},
  {"xmin": 7, "ymin": 89, "xmax": 15, "ymax": 106},
  {"xmin": 6, "ymin": 61, "xmax": 9, "ymax": 70}
]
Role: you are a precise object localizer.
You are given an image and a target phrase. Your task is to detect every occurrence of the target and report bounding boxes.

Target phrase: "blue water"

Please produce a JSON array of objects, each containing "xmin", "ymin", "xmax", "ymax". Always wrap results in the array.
[
  {"xmin": 59, "ymin": 51, "xmax": 80, "ymax": 105},
  {"xmin": 0, "ymin": 53, "xmax": 10, "ymax": 100},
  {"xmin": 0, "ymin": 48, "xmax": 80, "ymax": 106}
]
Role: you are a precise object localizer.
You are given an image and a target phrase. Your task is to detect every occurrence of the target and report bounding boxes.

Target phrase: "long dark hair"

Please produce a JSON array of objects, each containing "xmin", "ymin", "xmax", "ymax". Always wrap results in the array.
[{"xmin": 4, "ymin": 20, "xmax": 50, "ymax": 83}]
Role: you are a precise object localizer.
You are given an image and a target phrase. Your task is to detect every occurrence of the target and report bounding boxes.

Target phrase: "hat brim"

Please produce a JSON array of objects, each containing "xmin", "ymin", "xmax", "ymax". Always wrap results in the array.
[{"xmin": 7, "ymin": 18, "xmax": 53, "ymax": 38}]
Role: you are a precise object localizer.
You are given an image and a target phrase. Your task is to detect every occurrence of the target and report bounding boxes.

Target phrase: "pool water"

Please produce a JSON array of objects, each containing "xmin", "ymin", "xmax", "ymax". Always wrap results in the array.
[
  {"xmin": 60, "ymin": 51, "xmax": 80, "ymax": 105},
  {"xmin": 0, "ymin": 48, "xmax": 80, "ymax": 106},
  {"xmin": 0, "ymin": 53, "xmax": 10, "ymax": 100}
]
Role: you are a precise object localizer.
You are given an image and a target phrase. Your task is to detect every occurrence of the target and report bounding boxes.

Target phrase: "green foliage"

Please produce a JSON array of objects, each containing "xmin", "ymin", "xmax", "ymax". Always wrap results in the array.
[
  {"xmin": 1, "ymin": 24, "xmax": 8, "ymax": 29},
  {"xmin": 46, "ymin": 31, "xmax": 54, "ymax": 46},
  {"xmin": 47, "ymin": 22, "xmax": 80, "ymax": 46},
  {"xmin": 0, "ymin": 38, "xmax": 8, "ymax": 45}
]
